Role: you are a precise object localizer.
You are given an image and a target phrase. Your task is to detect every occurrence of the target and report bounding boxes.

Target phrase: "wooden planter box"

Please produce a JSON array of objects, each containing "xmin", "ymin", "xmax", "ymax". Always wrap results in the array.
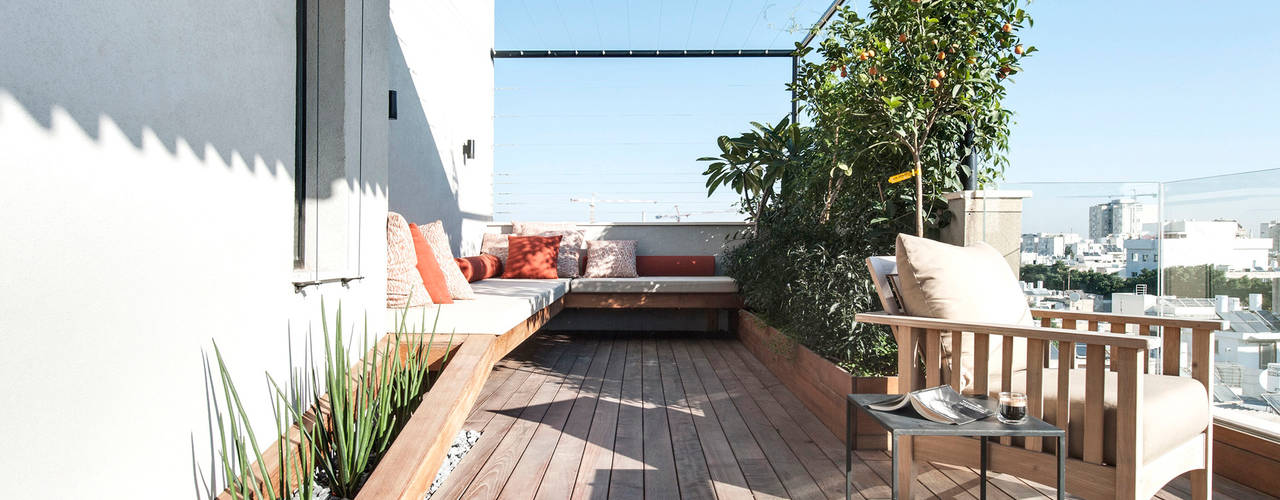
[{"xmin": 736, "ymin": 310, "xmax": 898, "ymax": 450}]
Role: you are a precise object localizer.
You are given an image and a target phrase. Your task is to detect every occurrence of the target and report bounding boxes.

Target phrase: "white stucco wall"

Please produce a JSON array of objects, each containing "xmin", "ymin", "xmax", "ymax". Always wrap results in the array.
[
  {"xmin": 388, "ymin": 0, "xmax": 495, "ymax": 256},
  {"xmin": 0, "ymin": 0, "xmax": 390, "ymax": 497}
]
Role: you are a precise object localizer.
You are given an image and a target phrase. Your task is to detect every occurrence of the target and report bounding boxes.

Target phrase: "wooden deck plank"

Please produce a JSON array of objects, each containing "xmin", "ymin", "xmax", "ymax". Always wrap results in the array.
[
  {"xmin": 668, "ymin": 339, "xmax": 755, "ymax": 500},
  {"xmin": 639, "ymin": 337, "xmax": 681, "ymax": 500},
  {"xmin": 570, "ymin": 338, "xmax": 628, "ymax": 500},
  {"xmin": 609, "ymin": 338, "xmax": 645, "ymax": 499},
  {"xmin": 497, "ymin": 338, "xmax": 600, "ymax": 500},
  {"xmin": 724, "ymin": 340, "xmax": 891, "ymax": 499},
  {"xmin": 460, "ymin": 339, "xmax": 591, "ymax": 500},
  {"xmin": 430, "ymin": 334, "xmax": 1260, "ymax": 500},
  {"xmin": 655, "ymin": 339, "xmax": 717, "ymax": 500},
  {"xmin": 535, "ymin": 338, "xmax": 613, "ymax": 500},
  {"xmin": 679, "ymin": 339, "xmax": 790, "ymax": 500},
  {"xmin": 433, "ymin": 337, "xmax": 572, "ymax": 500},
  {"xmin": 696, "ymin": 339, "xmax": 827, "ymax": 499},
  {"xmin": 710, "ymin": 339, "xmax": 847, "ymax": 499}
]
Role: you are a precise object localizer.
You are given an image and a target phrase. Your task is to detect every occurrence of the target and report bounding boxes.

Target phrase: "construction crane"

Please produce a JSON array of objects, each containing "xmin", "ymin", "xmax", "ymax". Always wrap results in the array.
[
  {"xmin": 568, "ymin": 193, "xmax": 658, "ymax": 223},
  {"xmin": 652, "ymin": 205, "xmax": 738, "ymax": 222}
]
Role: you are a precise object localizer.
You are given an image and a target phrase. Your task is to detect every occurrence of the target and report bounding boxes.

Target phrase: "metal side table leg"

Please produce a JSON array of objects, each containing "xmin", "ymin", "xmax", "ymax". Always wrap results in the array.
[
  {"xmin": 1057, "ymin": 434, "xmax": 1066, "ymax": 500},
  {"xmin": 980, "ymin": 436, "xmax": 989, "ymax": 500},
  {"xmin": 846, "ymin": 398, "xmax": 853, "ymax": 500},
  {"xmin": 890, "ymin": 430, "xmax": 899, "ymax": 500}
]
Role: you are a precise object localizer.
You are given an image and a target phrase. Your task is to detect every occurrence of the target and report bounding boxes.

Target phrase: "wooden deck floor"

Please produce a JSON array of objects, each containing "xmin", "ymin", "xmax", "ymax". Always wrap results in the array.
[{"xmin": 430, "ymin": 333, "xmax": 1268, "ymax": 500}]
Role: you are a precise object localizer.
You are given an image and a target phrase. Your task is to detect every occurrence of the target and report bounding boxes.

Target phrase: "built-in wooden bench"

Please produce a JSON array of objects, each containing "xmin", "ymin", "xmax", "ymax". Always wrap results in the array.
[{"xmin": 361, "ymin": 274, "xmax": 742, "ymax": 500}]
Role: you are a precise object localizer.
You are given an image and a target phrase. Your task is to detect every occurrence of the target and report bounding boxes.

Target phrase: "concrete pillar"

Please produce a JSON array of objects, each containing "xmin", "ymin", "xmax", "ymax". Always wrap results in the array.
[
  {"xmin": 940, "ymin": 190, "xmax": 1033, "ymax": 277},
  {"xmin": 1273, "ymin": 278, "xmax": 1279, "ymax": 313}
]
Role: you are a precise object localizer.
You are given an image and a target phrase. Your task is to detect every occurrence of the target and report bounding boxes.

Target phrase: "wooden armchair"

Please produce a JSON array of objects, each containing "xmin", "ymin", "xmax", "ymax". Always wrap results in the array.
[{"xmin": 859, "ymin": 254, "xmax": 1226, "ymax": 500}]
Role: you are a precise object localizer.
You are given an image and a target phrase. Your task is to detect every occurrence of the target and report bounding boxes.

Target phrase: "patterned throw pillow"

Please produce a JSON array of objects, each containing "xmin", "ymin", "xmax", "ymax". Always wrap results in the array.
[
  {"xmin": 583, "ymin": 240, "xmax": 639, "ymax": 278},
  {"xmin": 480, "ymin": 233, "xmax": 509, "ymax": 264},
  {"xmin": 416, "ymin": 221, "xmax": 475, "ymax": 300},
  {"xmin": 386, "ymin": 213, "xmax": 431, "ymax": 308},
  {"xmin": 528, "ymin": 230, "xmax": 584, "ymax": 278}
]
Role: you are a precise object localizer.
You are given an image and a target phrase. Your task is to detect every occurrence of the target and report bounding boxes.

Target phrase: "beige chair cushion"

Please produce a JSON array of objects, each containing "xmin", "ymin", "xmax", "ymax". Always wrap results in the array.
[
  {"xmin": 894, "ymin": 234, "xmax": 1030, "ymax": 388},
  {"xmin": 386, "ymin": 212, "xmax": 431, "ymax": 308},
  {"xmin": 987, "ymin": 369, "xmax": 1209, "ymax": 464},
  {"xmin": 480, "ymin": 233, "xmax": 509, "ymax": 264},
  {"xmin": 417, "ymin": 221, "xmax": 475, "ymax": 300}
]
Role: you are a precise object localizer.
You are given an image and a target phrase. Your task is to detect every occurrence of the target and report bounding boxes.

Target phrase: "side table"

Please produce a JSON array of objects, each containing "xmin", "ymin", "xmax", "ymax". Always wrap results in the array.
[{"xmin": 846, "ymin": 393, "xmax": 1066, "ymax": 500}]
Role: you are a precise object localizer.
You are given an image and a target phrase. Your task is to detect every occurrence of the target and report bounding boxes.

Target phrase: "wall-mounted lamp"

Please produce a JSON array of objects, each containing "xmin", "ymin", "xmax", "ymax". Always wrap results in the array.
[
  {"xmin": 388, "ymin": 90, "xmax": 398, "ymax": 120},
  {"xmin": 462, "ymin": 139, "xmax": 476, "ymax": 161}
]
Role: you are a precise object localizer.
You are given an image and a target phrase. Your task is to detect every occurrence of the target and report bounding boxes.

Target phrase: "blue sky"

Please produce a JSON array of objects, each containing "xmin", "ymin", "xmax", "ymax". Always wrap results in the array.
[{"xmin": 494, "ymin": 1, "xmax": 1280, "ymax": 229}]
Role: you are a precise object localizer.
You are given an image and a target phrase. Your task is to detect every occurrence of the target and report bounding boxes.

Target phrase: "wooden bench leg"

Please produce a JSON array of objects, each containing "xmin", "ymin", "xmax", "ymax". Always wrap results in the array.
[{"xmin": 705, "ymin": 309, "xmax": 720, "ymax": 333}]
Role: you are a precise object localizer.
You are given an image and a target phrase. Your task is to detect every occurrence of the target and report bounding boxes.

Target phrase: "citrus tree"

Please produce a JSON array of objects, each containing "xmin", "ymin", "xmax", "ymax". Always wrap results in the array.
[{"xmin": 794, "ymin": 0, "xmax": 1034, "ymax": 236}]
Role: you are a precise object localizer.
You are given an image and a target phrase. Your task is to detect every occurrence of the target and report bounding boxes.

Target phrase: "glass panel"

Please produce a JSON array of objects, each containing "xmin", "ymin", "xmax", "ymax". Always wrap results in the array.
[
  {"xmin": 996, "ymin": 181, "xmax": 1163, "ymax": 370},
  {"xmin": 1162, "ymin": 168, "xmax": 1280, "ymax": 437}
]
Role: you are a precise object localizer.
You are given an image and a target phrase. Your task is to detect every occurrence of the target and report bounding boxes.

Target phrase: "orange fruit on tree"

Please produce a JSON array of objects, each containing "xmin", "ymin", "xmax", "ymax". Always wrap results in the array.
[
  {"xmin": 936, "ymin": 70, "xmax": 946, "ymax": 78},
  {"xmin": 928, "ymin": 78, "xmax": 940, "ymax": 88},
  {"xmin": 1002, "ymin": 23, "xmax": 1013, "ymax": 33},
  {"xmin": 898, "ymin": 33, "xmax": 907, "ymax": 43},
  {"xmin": 859, "ymin": 51, "xmax": 869, "ymax": 61},
  {"xmin": 936, "ymin": 52, "xmax": 946, "ymax": 60},
  {"xmin": 967, "ymin": 56, "xmax": 977, "ymax": 64},
  {"xmin": 1014, "ymin": 44, "xmax": 1025, "ymax": 55},
  {"xmin": 869, "ymin": 66, "xmax": 878, "ymax": 76},
  {"xmin": 867, "ymin": 49, "xmax": 876, "ymax": 57},
  {"xmin": 840, "ymin": 66, "xmax": 847, "ymax": 77},
  {"xmin": 879, "ymin": 76, "xmax": 888, "ymax": 82}
]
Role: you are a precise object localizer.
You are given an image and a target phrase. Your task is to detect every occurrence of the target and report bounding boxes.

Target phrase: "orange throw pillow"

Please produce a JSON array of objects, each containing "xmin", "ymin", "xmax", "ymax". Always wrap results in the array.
[
  {"xmin": 502, "ymin": 235, "xmax": 562, "ymax": 279},
  {"xmin": 408, "ymin": 223, "xmax": 453, "ymax": 304},
  {"xmin": 455, "ymin": 255, "xmax": 502, "ymax": 282}
]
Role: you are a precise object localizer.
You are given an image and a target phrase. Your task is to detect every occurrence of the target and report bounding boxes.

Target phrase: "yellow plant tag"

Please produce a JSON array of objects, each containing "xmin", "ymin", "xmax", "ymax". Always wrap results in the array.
[{"xmin": 888, "ymin": 169, "xmax": 916, "ymax": 184}]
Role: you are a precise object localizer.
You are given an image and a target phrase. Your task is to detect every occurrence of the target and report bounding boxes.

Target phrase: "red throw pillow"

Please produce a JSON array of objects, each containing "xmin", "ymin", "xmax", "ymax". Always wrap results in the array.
[
  {"xmin": 455, "ymin": 255, "xmax": 502, "ymax": 282},
  {"xmin": 636, "ymin": 256, "xmax": 716, "ymax": 276},
  {"xmin": 502, "ymin": 235, "xmax": 562, "ymax": 279},
  {"xmin": 407, "ymin": 223, "xmax": 453, "ymax": 304}
]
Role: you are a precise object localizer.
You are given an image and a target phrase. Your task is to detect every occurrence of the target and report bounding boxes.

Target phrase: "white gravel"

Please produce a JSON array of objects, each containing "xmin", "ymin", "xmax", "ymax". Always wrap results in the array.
[{"xmin": 425, "ymin": 429, "xmax": 483, "ymax": 499}]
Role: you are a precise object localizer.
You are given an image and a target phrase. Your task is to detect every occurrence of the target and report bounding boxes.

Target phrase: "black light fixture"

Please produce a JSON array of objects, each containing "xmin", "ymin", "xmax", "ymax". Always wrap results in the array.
[
  {"xmin": 388, "ymin": 90, "xmax": 398, "ymax": 120},
  {"xmin": 462, "ymin": 139, "xmax": 476, "ymax": 161}
]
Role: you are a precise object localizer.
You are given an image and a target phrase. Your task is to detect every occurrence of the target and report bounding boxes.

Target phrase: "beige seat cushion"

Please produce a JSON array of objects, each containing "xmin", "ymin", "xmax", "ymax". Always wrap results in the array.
[
  {"xmin": 986, "ymin": 369, "xmax": 1209, "ymax": 464},
  {"xmin": 895, "ymin": 234, "xmax": 1030, "ymax": 388}
]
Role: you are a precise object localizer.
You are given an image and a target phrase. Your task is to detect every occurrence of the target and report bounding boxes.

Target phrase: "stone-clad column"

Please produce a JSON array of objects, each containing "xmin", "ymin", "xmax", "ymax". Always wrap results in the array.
[{"xmin": 939, "ymin": 190, "xmax": 1033, "ymax": 278}]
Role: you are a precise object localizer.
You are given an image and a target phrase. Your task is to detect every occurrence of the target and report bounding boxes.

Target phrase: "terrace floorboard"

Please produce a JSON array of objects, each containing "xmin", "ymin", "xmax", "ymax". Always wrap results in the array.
[{"xmin": 432, "ymin": 332, "xmax": 1267, "ymax": 500}]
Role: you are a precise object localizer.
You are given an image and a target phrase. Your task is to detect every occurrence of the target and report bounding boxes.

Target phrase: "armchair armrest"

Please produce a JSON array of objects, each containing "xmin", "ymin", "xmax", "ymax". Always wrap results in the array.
[
  {"xmin": 855, "ymin": 311, "xmax": 1160, "ymax": 350},
  {"xmin": 1030, "ymin": 309, "xmax": 1227, "ymax": 332}
]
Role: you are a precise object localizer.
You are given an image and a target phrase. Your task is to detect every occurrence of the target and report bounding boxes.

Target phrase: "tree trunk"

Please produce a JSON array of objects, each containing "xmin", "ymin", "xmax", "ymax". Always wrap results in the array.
[{"xmin": 914, "ymin": 158, "xmax": 924, "ymax": 237}]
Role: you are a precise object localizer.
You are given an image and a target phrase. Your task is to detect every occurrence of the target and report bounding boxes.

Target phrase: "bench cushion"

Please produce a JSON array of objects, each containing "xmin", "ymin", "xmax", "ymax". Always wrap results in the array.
[
  {"xmin": 388, "ymin": 278, "xmax": 570, "ymax": 335},
  {"xmin": 988, "ymin": 369, "xmax": 1209, "ymax": 464},
  {"xmin": 569, "ymin": 276, "xmax": 738, "ymax": 294}
]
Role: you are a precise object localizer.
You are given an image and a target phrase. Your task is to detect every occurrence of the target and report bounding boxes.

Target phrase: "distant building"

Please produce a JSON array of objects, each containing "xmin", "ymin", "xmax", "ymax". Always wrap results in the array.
[
  {"xmin": 1263, "ymin": 221, "xmax": 1280, "ymax": 266},
  {"xmin": 1123, "ymin": 219, "xmax": 1273, "ymax": 277},
  {"xmin": 1022, "ymin": 281, "xmax": 1098, "ymax": 312},
  {"xmin": 1089, "ymin": 199, "xmax": 1149, "ymax": 240}
]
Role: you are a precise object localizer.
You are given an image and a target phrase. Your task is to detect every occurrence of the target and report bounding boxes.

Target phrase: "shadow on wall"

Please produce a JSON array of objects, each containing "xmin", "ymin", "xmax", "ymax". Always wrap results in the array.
[
  {"xmin": 386, "ymin": 22, "xmax": 488, "ymax": 255},
  {"xmin": 0, "ymin": 0, "xmax": 386, "ymax": 199}
]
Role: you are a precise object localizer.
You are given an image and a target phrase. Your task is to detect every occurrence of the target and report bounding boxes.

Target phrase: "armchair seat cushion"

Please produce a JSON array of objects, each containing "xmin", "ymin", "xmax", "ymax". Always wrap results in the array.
[{"xmin": 988, "ymin": 369, "xmax": 1209, "ymax": 464}]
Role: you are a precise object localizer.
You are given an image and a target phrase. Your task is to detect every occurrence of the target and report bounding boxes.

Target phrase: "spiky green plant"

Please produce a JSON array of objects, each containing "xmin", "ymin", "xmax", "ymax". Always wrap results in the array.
[{"xmin": 196, "ymin": 300, "xmax": 451, "ymax": 499}]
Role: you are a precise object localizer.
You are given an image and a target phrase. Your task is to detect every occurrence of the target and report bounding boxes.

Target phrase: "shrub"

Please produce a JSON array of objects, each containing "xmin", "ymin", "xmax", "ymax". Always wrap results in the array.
[{"xmin": 725, "ymin": 216, "xmax": 896, "ymax": 376}]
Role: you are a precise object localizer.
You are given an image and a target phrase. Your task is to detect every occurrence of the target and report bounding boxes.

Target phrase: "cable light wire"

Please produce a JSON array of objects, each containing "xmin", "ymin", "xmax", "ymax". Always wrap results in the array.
[
  {"xmin": 712, "ymin": 0, "xmax": 736, "ymax": 48},
  {"xmin": 519, "ymin": 0, "xmax": 548, "ymax": 48},
  {"xmin": 684, "ymin": 0, "xmax": 699, "ymax": 49},
  {"xmin": 741, "ymin": 1, "xmax": 770, "ymax": 47},
  {"xmin": 552, "ymin": 0, "xmax": 575, "ymax": 48}
]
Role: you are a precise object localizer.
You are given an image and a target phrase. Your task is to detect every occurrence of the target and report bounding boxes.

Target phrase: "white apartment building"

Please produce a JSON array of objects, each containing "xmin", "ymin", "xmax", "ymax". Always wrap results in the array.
[
  {"xmin": 1088, "ymin": 198, "xmax": 1151, "ymax": 240},
  {"xmin": 1124, "ymin": 220, "xmax": 1274, "ymax": 277}
]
